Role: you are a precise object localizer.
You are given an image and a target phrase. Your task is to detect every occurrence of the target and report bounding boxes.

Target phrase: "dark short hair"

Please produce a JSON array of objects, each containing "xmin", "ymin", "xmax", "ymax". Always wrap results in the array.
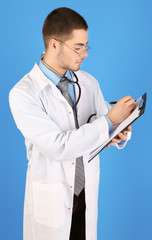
[{"xmin": 42, "ymin": 7, "xmax": 88, "ymax": 50}]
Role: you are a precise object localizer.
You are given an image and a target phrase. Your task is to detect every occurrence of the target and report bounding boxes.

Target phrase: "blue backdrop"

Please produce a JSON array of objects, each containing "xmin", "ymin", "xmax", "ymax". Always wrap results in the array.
[{"xmin": 1, "ymin": 0, "xmax": 152, "ymax": 239}]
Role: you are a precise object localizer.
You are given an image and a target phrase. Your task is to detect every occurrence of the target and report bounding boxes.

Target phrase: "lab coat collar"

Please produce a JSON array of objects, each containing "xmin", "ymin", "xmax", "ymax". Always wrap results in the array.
[
  {"xmin": 38, "ymin": 60, "xmax": 74, "ymax": 86},
  {"xmin": 28, "ymin": 63, "xmax": 56, "ymax": 91},
  {"xmin": 28, "ymin": 63, "xmax": 89, "ymax": 92}
]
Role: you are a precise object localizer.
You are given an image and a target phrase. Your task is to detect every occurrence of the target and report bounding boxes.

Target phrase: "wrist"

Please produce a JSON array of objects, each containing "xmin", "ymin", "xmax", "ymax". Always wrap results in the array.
[{"xmin": 107, "ymin": 113, "xmax": 115, "ymax": 126}]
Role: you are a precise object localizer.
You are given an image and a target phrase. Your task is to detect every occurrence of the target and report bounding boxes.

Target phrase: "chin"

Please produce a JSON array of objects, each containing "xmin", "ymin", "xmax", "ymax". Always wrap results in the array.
[{"xmin": 71, "ymin": 66, "xmax": 80, "ymax": 72}]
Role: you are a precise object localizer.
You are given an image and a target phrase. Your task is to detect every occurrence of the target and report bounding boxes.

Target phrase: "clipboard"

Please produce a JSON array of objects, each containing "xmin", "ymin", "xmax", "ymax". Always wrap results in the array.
[{"xmin": 88, "ymin": 92, "xmax": 147, "ymax": 162}]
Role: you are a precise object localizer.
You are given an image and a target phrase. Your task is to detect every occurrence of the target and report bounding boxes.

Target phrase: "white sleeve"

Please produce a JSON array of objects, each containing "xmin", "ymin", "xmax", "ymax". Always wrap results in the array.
[{"xmin": 9, "ymin": 88, "xmax": 110, "ymax": 162}]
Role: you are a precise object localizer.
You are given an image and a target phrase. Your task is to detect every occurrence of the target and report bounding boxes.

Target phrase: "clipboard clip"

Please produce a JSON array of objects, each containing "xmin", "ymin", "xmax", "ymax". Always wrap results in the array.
[{"xmin": 139, "ymin": 93, "xmax": 147, "ymax": 116}]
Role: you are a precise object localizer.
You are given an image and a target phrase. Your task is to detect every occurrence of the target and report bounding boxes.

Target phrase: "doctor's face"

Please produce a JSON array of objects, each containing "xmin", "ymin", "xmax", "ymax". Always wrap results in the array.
[{"xmin": 56, "ymin": 29, "xmax": 89, "ymax": 72}]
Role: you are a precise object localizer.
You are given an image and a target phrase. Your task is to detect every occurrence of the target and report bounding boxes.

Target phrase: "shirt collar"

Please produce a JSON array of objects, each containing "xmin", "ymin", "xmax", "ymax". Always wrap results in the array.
[{"xmin": 39, "ymin": 60, "xmax": 73, "ymax": 85}]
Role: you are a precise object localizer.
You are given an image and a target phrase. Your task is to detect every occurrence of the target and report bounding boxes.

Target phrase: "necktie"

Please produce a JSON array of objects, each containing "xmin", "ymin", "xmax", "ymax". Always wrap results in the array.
[{"xmin": 57, "ymin": 77, "xmax": 85, "ymax": 196}]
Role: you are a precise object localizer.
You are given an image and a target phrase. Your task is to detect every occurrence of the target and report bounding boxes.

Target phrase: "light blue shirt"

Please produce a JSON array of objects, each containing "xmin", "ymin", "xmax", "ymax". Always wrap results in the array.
[{"xmin": 105, "ymin": 115, "xmax": 113, "ymax": 134}]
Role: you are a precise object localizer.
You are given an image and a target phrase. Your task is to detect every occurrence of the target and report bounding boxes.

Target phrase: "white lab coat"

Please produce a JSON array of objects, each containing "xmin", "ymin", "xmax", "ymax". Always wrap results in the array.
[{"xmin": 9, "ymin": 63, "xmax": 131, "ymax": 240}]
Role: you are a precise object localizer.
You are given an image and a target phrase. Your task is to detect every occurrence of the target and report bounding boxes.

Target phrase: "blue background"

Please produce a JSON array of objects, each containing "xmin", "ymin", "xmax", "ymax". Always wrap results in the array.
[{"xmin": 1, "ymin": 0, "xmax": 152, "ymax": 239}]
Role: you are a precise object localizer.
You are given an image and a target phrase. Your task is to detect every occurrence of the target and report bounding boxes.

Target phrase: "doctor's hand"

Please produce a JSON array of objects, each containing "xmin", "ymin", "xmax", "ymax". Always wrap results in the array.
[
  {"xmin": 107, "ymin": 95, "xmax": 135, "ymax": 126},
  {"xmin": 107, "ymin": 125, "xmax": 132, "ymax": 148}
]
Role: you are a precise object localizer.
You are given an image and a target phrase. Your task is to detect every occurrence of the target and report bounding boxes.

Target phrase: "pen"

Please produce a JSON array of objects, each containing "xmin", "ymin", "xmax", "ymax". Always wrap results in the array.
[
  {"xmin": 109, "ymin": 101, "xmax": 117, "ymax": 105},
  {"xmin": 109, "ymin": 100, "xmax": 137, "ymax": 105}
]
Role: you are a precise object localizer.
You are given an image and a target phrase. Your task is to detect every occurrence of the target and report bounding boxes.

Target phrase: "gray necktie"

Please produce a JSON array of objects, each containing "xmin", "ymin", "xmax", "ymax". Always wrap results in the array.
[{"xmin": 57, "ymin": 77, "xmax": 85, "ymax": 196}]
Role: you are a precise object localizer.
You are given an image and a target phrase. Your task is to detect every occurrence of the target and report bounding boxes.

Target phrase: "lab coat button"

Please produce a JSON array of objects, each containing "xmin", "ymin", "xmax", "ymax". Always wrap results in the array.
[
  {"xmin": 72, "ymin": 162, "xmax": 75, "ymax": 165},
  {"xmin": 70, "ymin": 186, "xmax": 72, "ymax": 188},
  {"xmin": 69, "ymin": 111, "xmax": 72, "ymax": 114},
  {"xmin": 68, "ymin": 208, "xmax": 71, "ymax": 210}
]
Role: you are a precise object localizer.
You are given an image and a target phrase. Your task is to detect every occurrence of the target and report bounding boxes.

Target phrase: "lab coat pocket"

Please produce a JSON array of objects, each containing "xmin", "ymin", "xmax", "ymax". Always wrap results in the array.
[{"xmin": 32, "ymin": 182, "xmax": 65, "ymax": 228}]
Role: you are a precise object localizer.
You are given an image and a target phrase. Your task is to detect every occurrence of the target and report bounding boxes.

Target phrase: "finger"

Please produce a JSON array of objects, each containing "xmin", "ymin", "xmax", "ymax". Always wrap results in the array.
[
  {"xmin": 107, "ymin": 142, "xmax": 112, "ymax": 148},
  {"xmin": 125, "ymin": 98, "xmax": 135, "ymax": 105},
  {"xmin": 123, "ymin": 127, "xmax": 132, "ymax": 133},
  {"xmin": 127, "ymin": 125, "xmax": 132, "ymax": 131},
  {"xmin": 123, "ymin": 125, "xmax": 132, "ymax": 133},
  {"xmin": 118, "ymin": 95, "xmax": 132, "ymax": 103},
  {"xmin": 112, "ymin": 138, "xmax": 121, "ymax": 144},
  {"xmin": 122, "ymin": 131, "xmax": 128, "ymax": 136},
  {"xmin": 118, "ymin": 132, "xmax": 127, "ymax": 141},
  {"xmin": 122, "ymin": 129, "xmax": 129, "ymax": 134},
  {"xmin": 128, "ymin": 103, "xmax": 135, "ymax": 111}
]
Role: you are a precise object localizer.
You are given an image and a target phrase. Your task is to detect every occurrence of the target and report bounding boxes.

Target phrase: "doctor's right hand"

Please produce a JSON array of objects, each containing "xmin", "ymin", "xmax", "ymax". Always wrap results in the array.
[{"xmin": 107, "ymin": 95, "xmax": 135, "ymax": 126}]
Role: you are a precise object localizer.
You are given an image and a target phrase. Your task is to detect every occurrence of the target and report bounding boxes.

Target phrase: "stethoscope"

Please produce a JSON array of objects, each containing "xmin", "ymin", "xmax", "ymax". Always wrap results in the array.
[{"xmin": 40, "ymin": 52, "xmax": 97, "ymax": 123}]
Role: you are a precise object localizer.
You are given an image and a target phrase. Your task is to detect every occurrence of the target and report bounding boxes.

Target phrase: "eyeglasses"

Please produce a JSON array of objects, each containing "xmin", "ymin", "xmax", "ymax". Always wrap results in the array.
[{"xmin": 55, "ymin": 38, "xmax": 91, "ymax": 57}]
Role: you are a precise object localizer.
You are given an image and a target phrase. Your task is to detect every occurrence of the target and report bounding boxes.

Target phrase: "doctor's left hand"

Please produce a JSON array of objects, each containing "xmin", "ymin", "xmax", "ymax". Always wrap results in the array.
[{"xmin": 107, "ymin": 125, "xmax": 132, "ymax": 148}]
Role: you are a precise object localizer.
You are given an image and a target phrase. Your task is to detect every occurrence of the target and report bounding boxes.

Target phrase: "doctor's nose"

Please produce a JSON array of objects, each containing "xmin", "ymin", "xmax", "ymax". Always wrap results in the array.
[
  {"xmin": 84, "ymin": 50, "xmax": 88, "ymax": 58},
  {"xmin": 79, "ymin": 50, "xmax": 88, "ymax": 58}
]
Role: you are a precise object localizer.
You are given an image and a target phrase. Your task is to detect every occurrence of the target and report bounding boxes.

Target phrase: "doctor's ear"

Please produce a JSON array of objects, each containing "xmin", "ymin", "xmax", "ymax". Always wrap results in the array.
[{"xmin": 48, "ymin": 39, "xmax": 59, "ymax": 51}]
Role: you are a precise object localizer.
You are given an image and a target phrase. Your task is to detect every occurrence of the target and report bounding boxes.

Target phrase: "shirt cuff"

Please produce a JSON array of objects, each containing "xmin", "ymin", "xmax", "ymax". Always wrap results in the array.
[
  {"xmin": 105, "ymin": 115, "xmax": 127, "ymax": 146},
  {"xmin": 105, "ymin": 115, "xmax": 113, "ymax": 134}
]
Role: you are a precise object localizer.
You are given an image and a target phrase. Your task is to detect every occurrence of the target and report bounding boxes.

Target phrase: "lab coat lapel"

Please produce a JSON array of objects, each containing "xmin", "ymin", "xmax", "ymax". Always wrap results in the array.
[{"xmin": 31, "ymin": 63, "xmax": 74, "ymax": 108}]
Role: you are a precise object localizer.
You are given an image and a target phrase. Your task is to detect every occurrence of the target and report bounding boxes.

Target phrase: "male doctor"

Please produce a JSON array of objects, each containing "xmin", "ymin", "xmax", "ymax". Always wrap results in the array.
[{"xmin": 9, "ymin": 7, "xmax": 134, "ymax": 240}]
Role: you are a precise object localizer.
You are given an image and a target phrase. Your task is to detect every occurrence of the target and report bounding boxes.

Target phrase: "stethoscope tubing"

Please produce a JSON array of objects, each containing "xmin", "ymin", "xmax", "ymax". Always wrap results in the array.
[{"xmin": 62, "ymin": 72, "xmax": 81, "ymax": 110}]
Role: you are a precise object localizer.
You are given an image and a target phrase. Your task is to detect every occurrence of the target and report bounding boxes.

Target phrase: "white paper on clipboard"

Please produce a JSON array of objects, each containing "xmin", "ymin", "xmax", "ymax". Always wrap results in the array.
[{"xmin": 88, "ymin": 93, "xmax": 147, "ymax": 162}]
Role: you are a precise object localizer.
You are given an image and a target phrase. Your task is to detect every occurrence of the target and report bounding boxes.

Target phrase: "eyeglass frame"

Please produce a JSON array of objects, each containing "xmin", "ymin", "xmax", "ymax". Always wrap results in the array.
[{"xmin": 54, "ymin": 38, "xmax": 91, "ymax": 57}]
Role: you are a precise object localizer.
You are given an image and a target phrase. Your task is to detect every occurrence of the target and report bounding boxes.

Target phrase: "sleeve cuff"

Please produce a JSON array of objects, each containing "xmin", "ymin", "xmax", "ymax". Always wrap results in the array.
[{"xmin": 105, "ymin": 115, "xmax": 113, "ymax": 134}]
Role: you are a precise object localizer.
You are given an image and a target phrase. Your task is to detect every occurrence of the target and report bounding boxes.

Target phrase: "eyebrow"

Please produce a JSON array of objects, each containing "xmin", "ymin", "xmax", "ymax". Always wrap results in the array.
[{"xmin": 73, "ymin": 41, "xmax": 89, "ymax": 46}]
